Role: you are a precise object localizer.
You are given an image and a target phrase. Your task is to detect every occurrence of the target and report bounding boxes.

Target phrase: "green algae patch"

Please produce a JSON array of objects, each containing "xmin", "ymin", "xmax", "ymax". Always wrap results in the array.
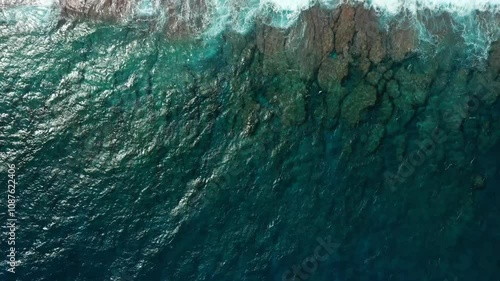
[{"xmin": 340, "ymin": 82, "xmax": 377, "ymax": 125}]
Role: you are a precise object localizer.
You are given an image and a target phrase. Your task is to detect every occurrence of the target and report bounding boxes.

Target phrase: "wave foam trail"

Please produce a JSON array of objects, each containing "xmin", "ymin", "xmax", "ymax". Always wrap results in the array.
[
  {"xmin": 201, "ymin": 0, "xmax": 500, "ymax": 32},
  {"xmin": 1, "ymin": 0, "xmax": 58, "ymax": 33},
  {"xmin": 202, "ymin": 0, "xmax": 315, "ymax": 36},
  {"xmin": 136, "ymin": 0, "xmax": 161, "ymax": 17},
  {"xmin": 351, "ymin": 0, "xmax": 500, "ymax": 14},
  {"xmin": 200, "ymin": 0, "xmax": 500, "ymax": 61},
  {"xmin": 3, "ymin": 0, "xmax": 500, "ymax": 60}
]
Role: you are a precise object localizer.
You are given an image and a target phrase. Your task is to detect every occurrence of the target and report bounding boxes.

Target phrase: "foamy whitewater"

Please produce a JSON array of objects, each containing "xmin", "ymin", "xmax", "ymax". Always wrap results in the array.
[{"xmin": 2, "ymin": 0, "xmax": 500, "ymax": 59}]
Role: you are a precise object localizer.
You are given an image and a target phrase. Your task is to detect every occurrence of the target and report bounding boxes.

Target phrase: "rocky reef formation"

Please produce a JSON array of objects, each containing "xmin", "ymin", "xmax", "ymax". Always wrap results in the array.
[
  {"xmin": 59, "ymin": 0, "xmax": 134, "ymax": 20},
  {"xmin": 208, "ymin": 7, "xmax": 500, "ymax": 279}
]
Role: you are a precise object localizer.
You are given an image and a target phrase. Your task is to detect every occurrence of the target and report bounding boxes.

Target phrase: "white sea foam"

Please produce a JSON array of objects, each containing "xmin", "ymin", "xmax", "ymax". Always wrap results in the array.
[
  {"xmin": 266, "ymin": 0, "xmax": 314, "ymax": 10},
  {"xmin": 205, "ymin": 0, "xmax": 500, "ymax": 60},
  {"xmin": 201, "ymin": 0, "xmax": 500, "ymax": 33},
  {"xmin": 2, "ymin": 0, "xmax": 500, "ymax": 59},
  {"xmin": 280, "ymin": 0, "xmax": 500, "ymax": 14},
  {"xmin": 3, "ymin": 0, "xmax": 500, "ymax": 20},
  {"xmin": 1, "ymin": 0, "xmax": 58, "ymax": 33}
]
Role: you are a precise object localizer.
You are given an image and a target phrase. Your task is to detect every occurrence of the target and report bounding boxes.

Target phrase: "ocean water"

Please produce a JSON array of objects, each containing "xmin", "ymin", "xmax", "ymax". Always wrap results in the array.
[{"xmin": 1, "ymin": 1, "xmax": 500, "ymax": 281}]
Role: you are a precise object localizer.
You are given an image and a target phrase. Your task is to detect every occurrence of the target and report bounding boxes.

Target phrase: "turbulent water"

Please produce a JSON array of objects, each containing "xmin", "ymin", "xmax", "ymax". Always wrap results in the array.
[{"xmin": 1, "ymin": 1, "xmax": 500, "ymax": 281}]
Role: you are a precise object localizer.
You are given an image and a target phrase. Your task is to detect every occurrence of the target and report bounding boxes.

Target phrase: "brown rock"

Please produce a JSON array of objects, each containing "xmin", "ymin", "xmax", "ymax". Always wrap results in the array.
[
  {"xmin": 60, "ymin": 0, "xmax": 132, "ymax": 20},
  {"xmin": 285, "ymin": 5, "xmax": 335, "ymax": 80},
  {"xmin": 388, "ymin": 20, "xmax": 418, "ymax": 61},
  {"xmin": 341, "ymin": 82, "xmax": 377, "ymax": 125},
  {"xmin": 353, "ymin": 5, "xmax": 386, "ymax": 63},
  {"xmin": 256, "ymin": 23, "xmax": 288, "ymax": 75},
  {"xmin": 318, "ymin": 56, "xmax": 350, "ymax": 88},
  {"xmin": 163, "ymin": 0, "xmax": 209, "ymax": 38},
  {"xmin": 334, "ymin": 5, "xmax": 356, "ymax": 55}
]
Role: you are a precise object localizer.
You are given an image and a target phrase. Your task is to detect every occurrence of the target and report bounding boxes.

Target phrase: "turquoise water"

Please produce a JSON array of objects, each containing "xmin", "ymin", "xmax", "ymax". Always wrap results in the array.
[{"xmin": 1, "ymin": 4, "xmax": 500, "ymax": 281}]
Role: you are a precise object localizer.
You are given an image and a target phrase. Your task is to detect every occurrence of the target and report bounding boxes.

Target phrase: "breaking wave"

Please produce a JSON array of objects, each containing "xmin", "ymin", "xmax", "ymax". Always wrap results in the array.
[{"xmin": 2, "ymin": 0, "xmax": 500, "ymax": 60}]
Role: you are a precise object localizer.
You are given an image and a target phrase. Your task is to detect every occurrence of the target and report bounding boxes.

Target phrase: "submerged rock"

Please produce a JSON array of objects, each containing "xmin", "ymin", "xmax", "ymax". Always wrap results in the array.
[
  {"xmin": 388, "ymin": 19, "xmax": 418, "ymax": 61},
  {"xmin": 340, "ymin": 82, "xmax": 377, "ymax": 125},
  {"xmin": 163, "ymin": 0, "xmax": 209, "ymax": 38},
  {"xmin": 473, "ymin": 175, "xmax": 486, "ymax": 190},
  {"xmin": 60, "ymin": 0, "xmax": 134, "ymax": 20}
]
